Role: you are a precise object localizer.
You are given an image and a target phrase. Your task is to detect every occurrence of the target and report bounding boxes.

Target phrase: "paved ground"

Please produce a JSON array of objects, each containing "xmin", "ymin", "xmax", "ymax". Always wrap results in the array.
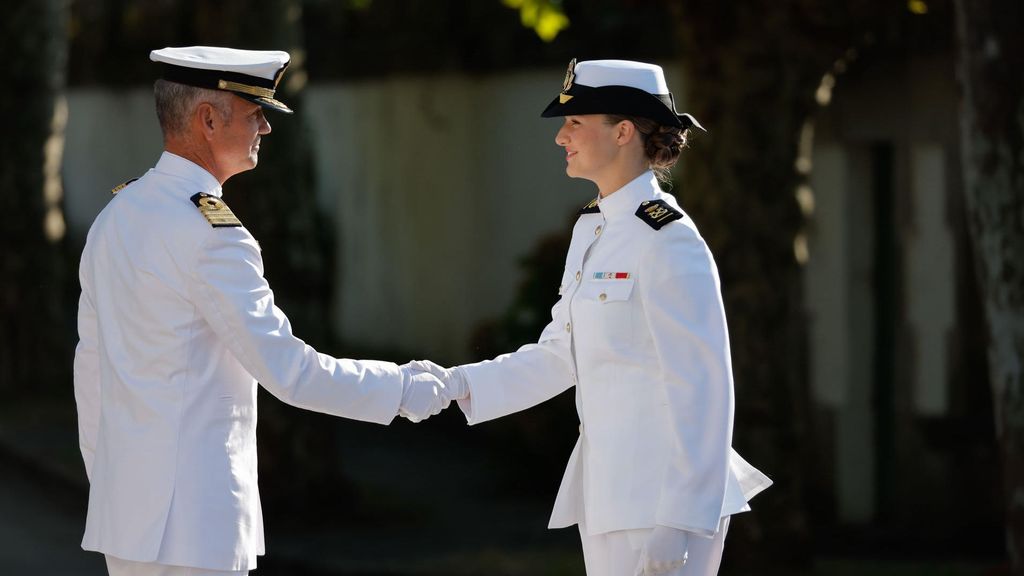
[
  {"xmin": 0, "ymin": 397, "xmax": 998, "ymax": 576},
  {"xmin": 0, "ymin": 397, "xmax": 584, "ymax": 576}
]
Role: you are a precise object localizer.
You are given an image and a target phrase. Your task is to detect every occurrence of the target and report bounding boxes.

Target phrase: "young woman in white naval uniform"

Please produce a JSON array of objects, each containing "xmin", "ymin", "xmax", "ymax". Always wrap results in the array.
[{"xmin": 412, "ymin": 58, "xmax": 771, "ymax": 576}]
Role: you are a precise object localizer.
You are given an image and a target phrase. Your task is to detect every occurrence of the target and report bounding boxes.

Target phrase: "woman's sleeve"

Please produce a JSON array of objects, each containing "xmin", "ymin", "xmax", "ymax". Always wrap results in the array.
[
  {"xmin": 639, "ymin": 230, "xmax": 734, "ymax": 536},
  {"xmin": 456, "ymin": 296, "xmax": 576, "ymax": 424}
]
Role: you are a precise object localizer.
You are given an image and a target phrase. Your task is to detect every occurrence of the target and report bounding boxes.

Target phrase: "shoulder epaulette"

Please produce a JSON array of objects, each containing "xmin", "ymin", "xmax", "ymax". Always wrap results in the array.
[
  {"xmin": 578, "ymin": 197, "xmax": 600, "ymax": 215},
  {"xmin": 191, "ymin": 192, "xmax": 242, "ymax": 228},
  {"xmin": 635, "ymin": 199, "xmax": 683, "ymax": 230},
  {"xmin": 111, "ymin": 178, "xmax": 138, "ymax": 195}
]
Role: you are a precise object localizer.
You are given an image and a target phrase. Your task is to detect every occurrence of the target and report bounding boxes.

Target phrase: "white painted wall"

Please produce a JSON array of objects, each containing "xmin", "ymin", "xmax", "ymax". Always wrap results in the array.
[{"xmin": 61, "ymin": 66, "xmax": 687, "ymax": 362}]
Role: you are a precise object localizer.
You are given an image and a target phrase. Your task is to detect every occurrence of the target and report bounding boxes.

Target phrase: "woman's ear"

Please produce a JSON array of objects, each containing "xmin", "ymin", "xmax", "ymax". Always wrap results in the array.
[{"xmin": 615, "ymin": 120, "xmax": 637, "ymax": 147}]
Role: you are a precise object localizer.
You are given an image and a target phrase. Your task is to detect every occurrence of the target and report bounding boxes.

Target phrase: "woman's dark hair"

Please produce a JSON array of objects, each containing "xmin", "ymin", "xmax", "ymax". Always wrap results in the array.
[{"xmin": 605, "ymin": 114, "xmax": 689, "ymax": 185}]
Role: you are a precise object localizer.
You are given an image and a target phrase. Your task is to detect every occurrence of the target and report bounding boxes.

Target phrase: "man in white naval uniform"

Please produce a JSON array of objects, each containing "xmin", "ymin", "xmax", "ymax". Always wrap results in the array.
[
  {"xmin": 73, "ymin": 46, "xmax": 450, "ymax": 576},
  {"xmin": 412, "ymin": 59, "xmax": 772, "ymax": 576}
]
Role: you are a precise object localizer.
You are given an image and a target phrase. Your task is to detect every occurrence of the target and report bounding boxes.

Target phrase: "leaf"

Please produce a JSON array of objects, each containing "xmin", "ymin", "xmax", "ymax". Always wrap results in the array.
[
  {"xmin": 535, "ymin": 6, "xmax": 569, "ymax": 42},
  {"xmin": 503, "ymin": 0, "xmax": 569, "ymax": 42}
]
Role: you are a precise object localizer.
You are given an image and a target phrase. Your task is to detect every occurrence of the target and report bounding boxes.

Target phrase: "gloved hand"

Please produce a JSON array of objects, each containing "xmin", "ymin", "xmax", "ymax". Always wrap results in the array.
[
  {"xmin": 405, "ymin": 359, "xmax": 469, "ymax": 401},
  {"xmin": 634, "ymin": 526, "xmax": 690, "ymax": 576},
  {"xmin": 397, "ymin": 366, "xmax": 448, "ymax": 423}
]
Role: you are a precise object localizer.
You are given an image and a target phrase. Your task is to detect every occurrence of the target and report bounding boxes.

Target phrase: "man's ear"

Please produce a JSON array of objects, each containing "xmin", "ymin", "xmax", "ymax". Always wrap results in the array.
[
  {"xmin": 196, "ymin": 103, "xmax": 218, "ymax": 141},
  {"xmin": 615, "ymin": 120, "xmax": 637, "ymax": 147}
]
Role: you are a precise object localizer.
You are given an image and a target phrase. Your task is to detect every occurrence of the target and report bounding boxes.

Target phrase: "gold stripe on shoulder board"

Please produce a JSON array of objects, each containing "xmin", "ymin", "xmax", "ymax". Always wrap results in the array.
[
  {"xmin": 190, "ymin": 192, "xmax": 242, "ymax": 228},
  {"xmin": 111, "ymin": 178, "xmax": 138, "ymax": 195}
]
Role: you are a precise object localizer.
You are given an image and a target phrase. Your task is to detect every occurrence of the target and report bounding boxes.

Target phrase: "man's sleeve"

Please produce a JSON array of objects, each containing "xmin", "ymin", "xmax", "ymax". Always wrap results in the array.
[{"xmin": 189, "ymin": 227, "xmax": 403, "ymax": 424}]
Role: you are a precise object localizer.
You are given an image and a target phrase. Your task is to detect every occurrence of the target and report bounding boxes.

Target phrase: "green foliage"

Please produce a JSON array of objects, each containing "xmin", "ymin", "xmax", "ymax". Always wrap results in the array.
[
  {"xmin": 503, "ymin": 0, "xmax": 570, "ymax": 42},
  {"xmin": 469, "ymin": 231, "xmax": 568, "ymax": 362},
  {"xmin": 467, "ymin": 214, "xmax": 579, "ymax": 493}
]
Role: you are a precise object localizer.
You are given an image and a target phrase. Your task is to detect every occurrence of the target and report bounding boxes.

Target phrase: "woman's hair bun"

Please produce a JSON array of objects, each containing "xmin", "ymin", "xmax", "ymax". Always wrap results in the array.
[{"xmin": 645, "ymin": 125, "xmax": 686, "ymax": 170}]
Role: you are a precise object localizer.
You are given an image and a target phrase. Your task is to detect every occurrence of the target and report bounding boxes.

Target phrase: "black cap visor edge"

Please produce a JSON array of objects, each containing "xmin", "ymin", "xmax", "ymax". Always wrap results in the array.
[{"xmin": 541, "ymin": 84, "xmax": 693, "ymax": 129}]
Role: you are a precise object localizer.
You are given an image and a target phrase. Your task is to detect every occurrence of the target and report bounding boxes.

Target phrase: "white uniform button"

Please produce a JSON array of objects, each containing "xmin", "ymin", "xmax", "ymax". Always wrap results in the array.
[
  {"xmin": 595, "ymin": 225, "xmax": 603, "ymax": 236},
  {"xmin": 599, "ymin": 293, "xmax": 607, "ymax": 302},
  {"xmin": 565, "ymin": 322, "xmax": 571, "ymax": 333},
  {"xmin": 578, "ymin": 424, "xmax": 584, "ymax": 434},
  {"xmin": 575, "ymin": 270, "xmax": 581, "ymax": 281}
]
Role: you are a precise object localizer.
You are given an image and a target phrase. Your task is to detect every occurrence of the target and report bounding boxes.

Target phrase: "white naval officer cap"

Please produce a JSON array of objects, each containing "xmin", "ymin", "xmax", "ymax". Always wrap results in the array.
[
  {"xmin": 541, "ymin": 58, "xmax": 703, "ymax": 131},
  {"xmin": 150, "ymin": 46, "xmax": 293, "ymax": 114}
]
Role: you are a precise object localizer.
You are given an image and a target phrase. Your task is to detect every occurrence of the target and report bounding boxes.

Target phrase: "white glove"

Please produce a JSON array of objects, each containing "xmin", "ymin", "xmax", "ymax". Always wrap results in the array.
[
  {"xmin": 634, "ymin": 526, "xmax": 690, "ymax": 576},
  {"xmin": 405, "ymin": 359, "xmax": 469, "ymax": 400},
  {"xmin": 397, "ymin": 365, "xmax": 448, "ymax": 423}
]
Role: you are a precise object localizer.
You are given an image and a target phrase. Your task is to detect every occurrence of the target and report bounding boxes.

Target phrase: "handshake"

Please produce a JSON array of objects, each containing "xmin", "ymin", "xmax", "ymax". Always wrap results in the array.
[{"xmin": 396, "ymin": 360, "xmax": 469, "ymax": 422}]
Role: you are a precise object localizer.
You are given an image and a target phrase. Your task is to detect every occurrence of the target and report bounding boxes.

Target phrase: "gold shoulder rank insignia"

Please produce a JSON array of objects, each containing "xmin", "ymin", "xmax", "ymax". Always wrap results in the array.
[
  {"xmin": 111, "ymin": 178, "xmax": 138, "ymax": 195},
  {"xmin": 635, "ymin": 199, "xmax": 683, "ymax": 230},
  {"xmin": 190, "ymin": 192, "xmax": 242, "ymax": 228},
  {"xmin": 578, "ymin": 197, "xmax": 600, "ymax": 215}
]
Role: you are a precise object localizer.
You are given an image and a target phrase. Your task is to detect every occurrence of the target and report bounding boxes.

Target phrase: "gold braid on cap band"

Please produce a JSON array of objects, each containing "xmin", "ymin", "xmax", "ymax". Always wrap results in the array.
[{"xmin": 217, "ymin": 79, "xmax": 276, "ymax": 99}]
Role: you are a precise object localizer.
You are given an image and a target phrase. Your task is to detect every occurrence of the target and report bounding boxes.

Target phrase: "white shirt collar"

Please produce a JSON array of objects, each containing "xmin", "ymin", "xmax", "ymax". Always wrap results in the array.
[
  {"xmin": 153, "ymin": 151, "xmax": 223, "ymax": 197},
  {"xmin": 596, "ymin": 170, "xmax": 660, "ymax": 220}
]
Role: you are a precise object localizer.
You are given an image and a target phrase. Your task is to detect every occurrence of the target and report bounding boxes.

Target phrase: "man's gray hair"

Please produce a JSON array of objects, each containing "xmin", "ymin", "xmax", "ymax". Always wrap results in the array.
[{"xmin": 154, "ymin": 79, "xmax": 233, "ymax": 137}]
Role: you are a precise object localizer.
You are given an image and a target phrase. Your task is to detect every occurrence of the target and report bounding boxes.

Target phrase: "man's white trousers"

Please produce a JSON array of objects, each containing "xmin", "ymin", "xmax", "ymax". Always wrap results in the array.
[
  {"xmin": 578, "ymin": 516, "xmax": 730, "ymax": 576},
  {"xmin": 105, "ymin": 555, "xmax": 247, "ymax": 576}
]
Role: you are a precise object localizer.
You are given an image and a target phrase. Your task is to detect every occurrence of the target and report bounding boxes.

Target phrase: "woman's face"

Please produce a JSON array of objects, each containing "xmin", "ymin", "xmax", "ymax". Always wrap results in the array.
[{"xmin": 555, "ymin": 114, "xmax": 621, "ymax": 181}]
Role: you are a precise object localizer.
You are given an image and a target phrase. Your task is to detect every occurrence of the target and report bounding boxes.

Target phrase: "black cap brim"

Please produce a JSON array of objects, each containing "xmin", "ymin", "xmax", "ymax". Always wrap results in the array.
[
  {"xmin": 160, "ymin": 63, "xmax": 293, "ymax": 114},
  {"xmin": 541, "ymin": 84, "xmax": 702, "ymax": 130},
  {"xmin": 237, "ymin": 93, "xmax": 293, "ymax": 114}
]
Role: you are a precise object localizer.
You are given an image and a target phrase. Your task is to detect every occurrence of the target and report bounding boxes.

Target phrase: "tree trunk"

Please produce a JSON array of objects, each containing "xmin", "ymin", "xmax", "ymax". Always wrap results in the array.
[
  {"xmin": 191, "ymin": 0, "xmax": 335, "ymax": 347},
  {"xmin": 0, "ymin": 0, "xmax": 71, "ymax": 396},
  {"xmin": 669, "ymin": 2, "xmax": 911, "ymax": 567},
  {"xmin": 673, "ymin": 25, "xmax": 814, "ymax": 571},
  {"xmin": 189, "ymin": 0, "xmax": 350, "ymax": 525},
  {"xmin": 954, "ymin": 0, "xmax": 1024, "ymax": 570}
]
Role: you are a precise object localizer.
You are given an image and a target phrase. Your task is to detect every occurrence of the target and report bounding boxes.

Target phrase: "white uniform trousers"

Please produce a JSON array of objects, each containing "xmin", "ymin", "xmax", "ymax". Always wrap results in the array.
[
  {"xmin": 578, "ymin": 517, "xmax": 730, "ymax": 576},
  {"xmin": 105, "ymin": 556, "xmax": 247, "ymax": 576}
]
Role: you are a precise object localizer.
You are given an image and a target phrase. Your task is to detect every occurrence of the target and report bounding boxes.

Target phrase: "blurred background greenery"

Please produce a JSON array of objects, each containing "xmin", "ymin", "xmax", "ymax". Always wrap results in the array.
[{"xmin": 1, "ymin": 0, "xmax": 1021, "ymax": 574}]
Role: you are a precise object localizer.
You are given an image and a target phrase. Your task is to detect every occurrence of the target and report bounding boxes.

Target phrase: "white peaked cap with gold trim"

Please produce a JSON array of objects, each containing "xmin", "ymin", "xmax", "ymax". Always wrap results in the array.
[
  {"xmin": 150, "ymin": 46, "xmax": 293, "ymax": 114},
  {"xmin": 541, "ymin": 58, "xmax": 703, "ymax": 131},
  {"xmin": 575, "ymin": 60, "xmax": 670, "ymax": 94}
]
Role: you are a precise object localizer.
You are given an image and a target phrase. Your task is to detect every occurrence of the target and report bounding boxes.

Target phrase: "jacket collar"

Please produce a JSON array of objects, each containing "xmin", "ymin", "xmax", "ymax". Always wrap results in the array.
[
  {"xmin": 596, "ymin": 170, "xmax": 660, "ymax": 221},
  {"xmin": 154, "ymin": 151, "xmax": 223, "ymax": 197}
]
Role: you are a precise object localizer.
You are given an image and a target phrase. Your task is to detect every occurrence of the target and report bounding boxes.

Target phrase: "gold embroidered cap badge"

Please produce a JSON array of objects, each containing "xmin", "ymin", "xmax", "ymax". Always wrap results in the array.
[{"xmin": 559, "ymin": 58, "xmax": 577, "ymax": 104}]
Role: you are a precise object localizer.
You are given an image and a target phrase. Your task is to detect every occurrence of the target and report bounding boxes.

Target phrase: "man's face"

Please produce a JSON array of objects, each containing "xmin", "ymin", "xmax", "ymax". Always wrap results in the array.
[{"xmin": 210, "ymin": 96, "xmax": 272, "ymax": 180}]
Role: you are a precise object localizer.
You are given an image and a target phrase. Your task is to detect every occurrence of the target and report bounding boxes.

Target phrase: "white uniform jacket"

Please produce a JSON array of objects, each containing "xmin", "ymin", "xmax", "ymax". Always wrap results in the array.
[
  {"xmin": 458, "ymin": 171, "xmax": 771, "ymax": 537},
  {"xmin": 73, "ymin": 152, "xmax": 404, "ymax": 571}
]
